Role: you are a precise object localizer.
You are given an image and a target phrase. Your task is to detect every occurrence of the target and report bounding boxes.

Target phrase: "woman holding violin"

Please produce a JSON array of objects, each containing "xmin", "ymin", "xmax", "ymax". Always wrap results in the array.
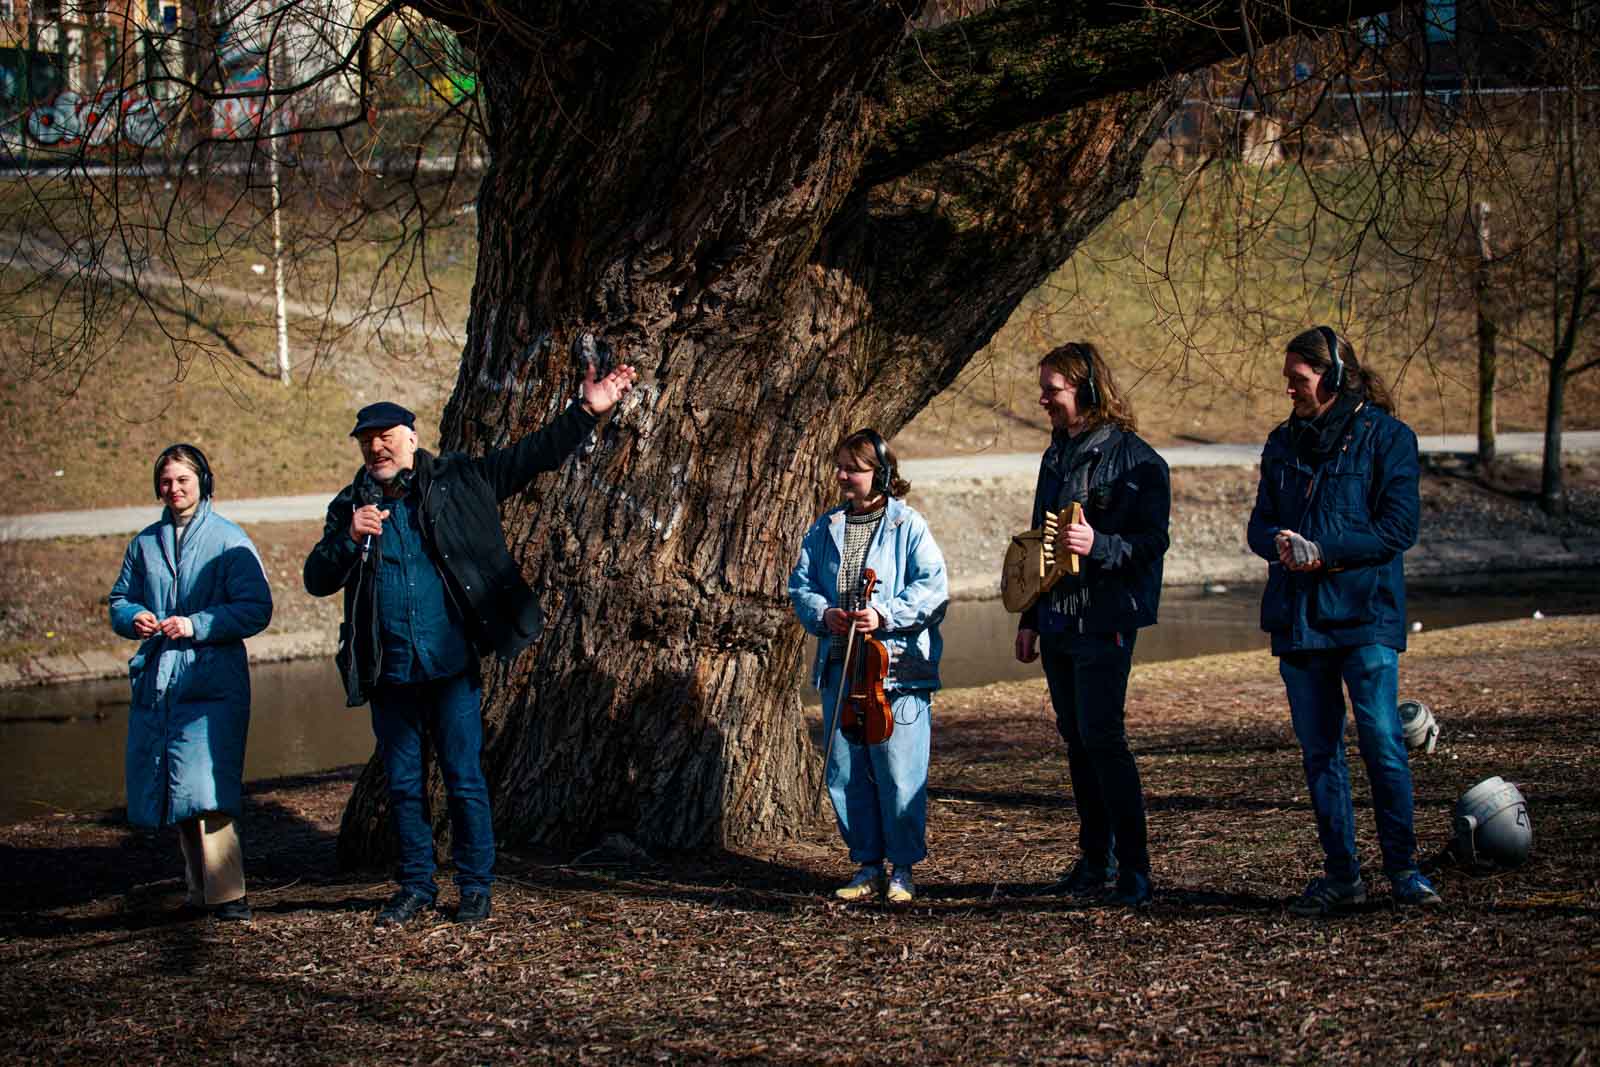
[{"xmin": 789, "ymin": 429, "xmax": 948, "ymax": 904}]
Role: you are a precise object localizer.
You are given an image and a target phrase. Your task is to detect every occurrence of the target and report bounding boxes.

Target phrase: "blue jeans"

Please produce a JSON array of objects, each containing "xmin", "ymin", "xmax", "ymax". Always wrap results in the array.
[
  {"xmin": 1040, "ymin": 630, "xmax": 1149, "ymax": 876},
  {"xmin": 1280, "ymin": 644, "xmax": 1417, "ymax": 881},
  {"xmin": 819, "ymin": 664, "xmax": 931, "ymax": 868},
  {"xmin": 370, "ymin": 672, "xmax": 495, "ymax": 898}
]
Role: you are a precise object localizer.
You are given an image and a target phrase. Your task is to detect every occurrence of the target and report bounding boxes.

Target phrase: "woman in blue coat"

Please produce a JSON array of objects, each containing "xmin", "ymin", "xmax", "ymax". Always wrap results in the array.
[
  {"xmin": 109, "ymin": 444, "xmax": 272, "ymax": 922},
  {"xmin": 789, "ymin": 429, "xmax": 948, "ymax": 904}
]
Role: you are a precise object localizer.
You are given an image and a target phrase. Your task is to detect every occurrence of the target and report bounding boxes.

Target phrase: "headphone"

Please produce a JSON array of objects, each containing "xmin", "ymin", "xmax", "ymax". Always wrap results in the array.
[
  {"xmin": 1316, "ymin": 325, "xmax": 1345, "ymax": 395},
  {"xmin": 858, "ymin": 428, "xmax": 894, "ymax": 497},
  {"xmin": 153, "ymin": 443, "xmax": 214, "ymax": 501},
  {"xmin": 1078, "ymin": 345, "xmax": 1100, "ymax": 409}
]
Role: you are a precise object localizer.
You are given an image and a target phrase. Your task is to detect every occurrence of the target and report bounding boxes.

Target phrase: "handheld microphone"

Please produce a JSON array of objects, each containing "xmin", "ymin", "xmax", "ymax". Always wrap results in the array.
[{"xmin": 358, "ymin": 472, "xmax": 383, "ymax": 562}]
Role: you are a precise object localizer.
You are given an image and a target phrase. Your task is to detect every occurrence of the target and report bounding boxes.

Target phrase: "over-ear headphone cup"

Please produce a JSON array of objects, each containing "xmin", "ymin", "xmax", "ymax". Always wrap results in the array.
[
  {"xmin": 1317, "ymin": 325, "xmax": 1343, "ymax": 392},
  {"xmin": 861, "ymin": 427, "xmax": 892, "ymax": 497}
]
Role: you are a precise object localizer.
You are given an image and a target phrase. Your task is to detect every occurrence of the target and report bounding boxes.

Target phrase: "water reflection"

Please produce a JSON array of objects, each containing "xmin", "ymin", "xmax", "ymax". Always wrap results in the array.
[
  {"xmin": 2, "ymin": 570, "xmax": 1595, "ymax": 824},
  {"xmin": 0, "ymin": 660, "xmax": 367, "ymax": 826},
  {"xmin": 804, "ymin": 570, "xmax": 1600, "ymax": 698}
]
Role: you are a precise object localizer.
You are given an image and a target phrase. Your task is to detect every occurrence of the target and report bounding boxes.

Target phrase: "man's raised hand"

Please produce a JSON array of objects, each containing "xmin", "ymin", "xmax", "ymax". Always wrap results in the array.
[{"xmin": 581, "ymin": 363, "xmax": 639, "ymax": 416}]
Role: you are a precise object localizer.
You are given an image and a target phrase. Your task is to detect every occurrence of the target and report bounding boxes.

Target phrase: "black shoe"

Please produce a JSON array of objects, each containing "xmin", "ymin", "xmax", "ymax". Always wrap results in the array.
[
  {"xmin": 1287, "ymin": 876, "xmax": 1367, "ymax": 917},
  {"xmin": 214, "ymin": 896, "xmax": 253, "ymax": 923},
  {"xmin": 175, "ymin": 900, "xmax": 210, "ymax": 921},
  {"xmin": 1052, "ymin": 856, "xmax": 1118, "ymax": 898},
  {"xmin": 375, "ymin": 889, "xmax": 434, "ymax": 927},
  {"xmin": 1107, "ymin": 871, "xmax": 1153, "ymax": 909},
  {"xmin": 455, "ymin": 892, "xmax": 492, "ymax": 924}
]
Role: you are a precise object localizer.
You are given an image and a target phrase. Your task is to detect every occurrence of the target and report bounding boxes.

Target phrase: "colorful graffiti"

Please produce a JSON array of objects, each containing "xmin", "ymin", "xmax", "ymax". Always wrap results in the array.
[
  {"xmin": 212, "ymin": 25, "xmax": 267, "ymax": 138},
  {"xmin": 21, "ymin": 87, "xmax": 172, "ymax": 149}
]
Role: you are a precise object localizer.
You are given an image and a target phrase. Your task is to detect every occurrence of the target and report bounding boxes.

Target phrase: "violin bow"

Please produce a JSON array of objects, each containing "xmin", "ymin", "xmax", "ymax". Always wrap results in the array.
[{"xmin": 816, "ymin": 622, "xmax": 857, "ymax": 814}]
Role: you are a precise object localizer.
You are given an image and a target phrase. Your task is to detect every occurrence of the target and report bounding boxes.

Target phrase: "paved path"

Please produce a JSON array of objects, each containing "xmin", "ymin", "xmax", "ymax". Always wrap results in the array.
[{"xmin": 2, "ymin": 432, "xmax": 1597, "ymax": 543}]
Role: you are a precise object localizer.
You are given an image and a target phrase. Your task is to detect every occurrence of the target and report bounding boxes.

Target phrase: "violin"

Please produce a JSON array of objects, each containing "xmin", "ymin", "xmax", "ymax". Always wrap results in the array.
[
  {"xmin": 839, "ymin": 568, "xmax": 893, "ymax": 746},
  {"xmin": 816, "ymin": 567, "xmax": 895, "ymax": 811}
]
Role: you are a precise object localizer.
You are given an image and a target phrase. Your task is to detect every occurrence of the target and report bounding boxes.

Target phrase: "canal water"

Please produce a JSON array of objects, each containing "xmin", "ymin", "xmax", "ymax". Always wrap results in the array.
[{"xmin": 1, "ymin": 571, "xmax": 1595, "ymax": 825}]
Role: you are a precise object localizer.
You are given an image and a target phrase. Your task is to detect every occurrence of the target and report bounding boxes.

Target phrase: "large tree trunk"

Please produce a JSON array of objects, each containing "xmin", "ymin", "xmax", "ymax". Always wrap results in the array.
[{"xmin": 338, "ymin": 0, "xmax": 1393, "ymax": 864}]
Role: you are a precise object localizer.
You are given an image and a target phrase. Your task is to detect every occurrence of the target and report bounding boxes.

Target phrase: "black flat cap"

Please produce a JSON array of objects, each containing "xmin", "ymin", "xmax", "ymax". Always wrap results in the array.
[{"xmin": 350, "ymin": 401, "xmax": 416, "ymax": 437}]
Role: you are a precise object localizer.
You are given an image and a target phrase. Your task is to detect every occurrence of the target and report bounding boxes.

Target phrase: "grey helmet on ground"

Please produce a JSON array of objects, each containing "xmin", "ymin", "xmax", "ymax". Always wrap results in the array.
[{"xmin": 1450, "ymin": 776, "xmax": 1532, "ymax": 868}]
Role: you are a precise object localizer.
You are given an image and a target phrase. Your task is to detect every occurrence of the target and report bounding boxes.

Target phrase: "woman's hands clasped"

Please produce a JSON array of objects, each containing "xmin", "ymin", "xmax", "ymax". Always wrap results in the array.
[
  {"xmin": 132, "ymin": 611, "xmax": 193, "ymax": 639},
  {"xmin": 823, "ymin": 606, "xmax": 882, "ymax": 636}
]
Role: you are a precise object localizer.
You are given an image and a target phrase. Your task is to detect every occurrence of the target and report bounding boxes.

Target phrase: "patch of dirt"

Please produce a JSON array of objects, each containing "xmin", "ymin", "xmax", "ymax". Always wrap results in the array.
[{"xmin": 0, "ymin": 617, "xmax": 1594, "ymax": 1064}]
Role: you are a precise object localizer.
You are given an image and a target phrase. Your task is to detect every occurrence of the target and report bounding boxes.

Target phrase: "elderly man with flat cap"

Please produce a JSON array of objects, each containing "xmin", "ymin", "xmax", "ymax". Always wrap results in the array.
[{"xmin": 305, "ymin": 363, "xmax": 637, "ymax": 927}]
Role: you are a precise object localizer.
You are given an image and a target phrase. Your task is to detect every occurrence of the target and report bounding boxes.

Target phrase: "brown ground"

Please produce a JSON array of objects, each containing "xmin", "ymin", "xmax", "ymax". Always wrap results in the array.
[{"xmin": 1, "ymin": 617, "xmax": 1594, "ymax": 1064}]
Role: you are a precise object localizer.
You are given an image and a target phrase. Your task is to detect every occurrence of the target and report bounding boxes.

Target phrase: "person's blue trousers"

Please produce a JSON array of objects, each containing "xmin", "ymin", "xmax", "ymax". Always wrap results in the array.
[
  {"xmin": 370, "ymin": 672, "xmax": 495, "ymax": 899},
  {"xmin": 1279, "ymin": 644, "xmax": 1418, "ymax": 881},
  {"xmin": 819, "ymin": 662, "xmax": 932, "ymax": 868}
]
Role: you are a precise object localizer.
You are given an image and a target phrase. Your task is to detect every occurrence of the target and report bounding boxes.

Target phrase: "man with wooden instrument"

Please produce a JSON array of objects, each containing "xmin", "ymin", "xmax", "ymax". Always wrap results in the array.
[
  {"xmin": 1248, "ymin": 326, "xmax": 1440, "ymax": 915},
  {"xmin": 1014, "ymin": 342, "xmax": 1170, "ymax": 908}
]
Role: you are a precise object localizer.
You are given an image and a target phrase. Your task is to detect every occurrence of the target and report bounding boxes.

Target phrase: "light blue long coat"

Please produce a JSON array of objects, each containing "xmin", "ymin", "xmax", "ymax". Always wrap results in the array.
[{"xmin": 109, "ymin": 499, "xmax": 273, "ymax": 827}]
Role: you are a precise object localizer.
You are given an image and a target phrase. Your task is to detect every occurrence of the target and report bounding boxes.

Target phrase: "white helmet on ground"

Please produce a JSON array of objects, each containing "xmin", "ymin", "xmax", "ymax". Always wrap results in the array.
[
  {"xmin": 1397, "ymin": 699, "xmax": 1439, "ymax": 754},
  {"xmin": 1450, "ymin": 776, "xmax": 1533, "ymax": 867}
]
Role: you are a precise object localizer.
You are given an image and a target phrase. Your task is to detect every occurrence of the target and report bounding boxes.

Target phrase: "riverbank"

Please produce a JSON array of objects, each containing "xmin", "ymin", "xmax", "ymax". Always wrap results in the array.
[
  {"xmin": 2, "ymin": 453, "xmax": 1597, "ymax": 688},
  {"xmin": 0, "ymin": 615, "xmax": 1594, "ymax": 1063}
]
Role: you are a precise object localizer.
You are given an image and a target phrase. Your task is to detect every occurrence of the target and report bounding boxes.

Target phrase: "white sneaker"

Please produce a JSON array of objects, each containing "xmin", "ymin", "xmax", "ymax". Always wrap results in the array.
[
  {"xmin": 835, "ymin": 864, "xmax": 887, "ymax": 901},
  {"xmin": 887, "ymin": 865, "xmax": 915, "ymax": 904}
]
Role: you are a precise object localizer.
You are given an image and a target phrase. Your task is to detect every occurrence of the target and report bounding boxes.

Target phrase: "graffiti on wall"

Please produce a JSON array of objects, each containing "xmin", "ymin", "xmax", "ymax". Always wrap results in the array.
[
  {"xmin": 212, "ymin": 25, "xmax": 267, "ymax": 138},
  {"xmin": 21, "ymin": 88, "xmax": 173, "ymax": 149}
]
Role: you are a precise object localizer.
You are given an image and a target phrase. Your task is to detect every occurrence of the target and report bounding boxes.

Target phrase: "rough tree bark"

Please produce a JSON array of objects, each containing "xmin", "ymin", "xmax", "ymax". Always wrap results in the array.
[{"xmin": 338, "ymin": 0, "xmax": 1393, "ymax": 863}]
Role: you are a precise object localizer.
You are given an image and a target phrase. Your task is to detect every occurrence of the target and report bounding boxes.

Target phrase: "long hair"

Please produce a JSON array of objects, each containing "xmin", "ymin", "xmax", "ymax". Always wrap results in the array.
[
  {"xmin": 1039, "ymin": 342, "xmax": 1137, "ymax": 433},
  {"xmin": 1285, "ymin": 327, "xmax": 1394, "ymax": 414},
  {"xmin": 834, "ymin": 429, "xmax": 911, "ymax": 498}
]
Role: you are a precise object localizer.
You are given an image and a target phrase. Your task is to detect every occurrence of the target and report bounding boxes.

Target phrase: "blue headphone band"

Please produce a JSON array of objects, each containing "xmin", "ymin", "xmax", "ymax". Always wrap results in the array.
[
  {"xmin": 858, "ymin": 428, "xmax": 893, "ymax": 497},
  {"xmin": 1317, "ymin": 325, "xmax": 1344, "ymax": 393},
  {"xmin": 154, "ymin": 443, "xmax": 214, "ymax": 500}
]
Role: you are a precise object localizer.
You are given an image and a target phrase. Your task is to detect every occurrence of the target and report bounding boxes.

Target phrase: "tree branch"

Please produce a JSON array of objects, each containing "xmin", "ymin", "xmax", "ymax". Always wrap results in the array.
[
  {"xmin": 1567, "ymin": 355, "xmax": 1600, "ymax": 379},
  {"xmin": 863, "ymin": 0, "xmax": 1396, "ymax": 187}
]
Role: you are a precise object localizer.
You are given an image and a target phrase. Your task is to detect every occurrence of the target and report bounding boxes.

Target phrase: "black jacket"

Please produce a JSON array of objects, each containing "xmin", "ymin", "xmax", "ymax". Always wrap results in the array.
[
  {"xmin": 1019, "ymin": 424, "xmax": 1170, "ymax": 636},
  {"xmin": 304, "ymin": 401, "xmax": 598, "ymax": 705}
]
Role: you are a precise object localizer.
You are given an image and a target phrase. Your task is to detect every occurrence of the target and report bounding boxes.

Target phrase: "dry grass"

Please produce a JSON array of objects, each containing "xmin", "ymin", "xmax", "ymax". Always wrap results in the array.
[
  {"xmin": 8, "ymin": 163, "xmax": 1599, "ymax": 509},
  {"xmin": 0, "ymin": 520, "xmax": 339, "ymax": 661}
]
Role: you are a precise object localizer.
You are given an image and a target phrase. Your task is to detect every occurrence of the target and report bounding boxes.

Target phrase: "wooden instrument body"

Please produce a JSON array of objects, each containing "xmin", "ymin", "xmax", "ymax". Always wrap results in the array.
[
  {"xmin": 1001, "ymin": 501, "xmax": 1084, "ymax": 613},
  {"xmin": 816, "ymin": 566, "xmax": 895, "ymax": 818}
]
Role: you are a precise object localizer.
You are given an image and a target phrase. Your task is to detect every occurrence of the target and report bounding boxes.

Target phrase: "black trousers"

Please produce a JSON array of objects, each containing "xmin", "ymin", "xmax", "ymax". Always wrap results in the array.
[{"xmin": 1040, "ymin": 629, "xmax": 1149, "ymax": 876}]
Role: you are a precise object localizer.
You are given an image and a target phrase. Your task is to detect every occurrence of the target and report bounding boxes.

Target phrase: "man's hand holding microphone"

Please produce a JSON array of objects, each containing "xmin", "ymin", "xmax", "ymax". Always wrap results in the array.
[{"xmin": 350, "ymin": 476, "xmax": 388, "ymax": 561}]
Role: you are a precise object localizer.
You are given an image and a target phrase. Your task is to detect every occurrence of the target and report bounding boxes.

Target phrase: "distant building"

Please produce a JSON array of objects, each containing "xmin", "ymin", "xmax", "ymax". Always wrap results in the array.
[{"xmin": 0, "ymin": 0, "xmax": 368, "ymax": 154}]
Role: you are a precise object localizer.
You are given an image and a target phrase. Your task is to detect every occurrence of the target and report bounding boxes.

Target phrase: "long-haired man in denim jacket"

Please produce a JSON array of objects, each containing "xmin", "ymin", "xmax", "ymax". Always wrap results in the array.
[{"xmin": 1248, "ymin": 326, "xmax": 1441, "ymax": 916}]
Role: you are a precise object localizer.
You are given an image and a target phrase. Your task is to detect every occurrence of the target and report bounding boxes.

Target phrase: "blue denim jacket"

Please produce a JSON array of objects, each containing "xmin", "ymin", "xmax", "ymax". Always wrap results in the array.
[
  {"xmin": 1247, "ymin": 403, "xmax": 1419, "ymax": 654},
  {"xmin": 788, "ymin": 496, "xmax": 948, "ymax": 692},
  {"xmin": 376, "ymin": 493, "xmax": 471, "ymax": 685}
]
